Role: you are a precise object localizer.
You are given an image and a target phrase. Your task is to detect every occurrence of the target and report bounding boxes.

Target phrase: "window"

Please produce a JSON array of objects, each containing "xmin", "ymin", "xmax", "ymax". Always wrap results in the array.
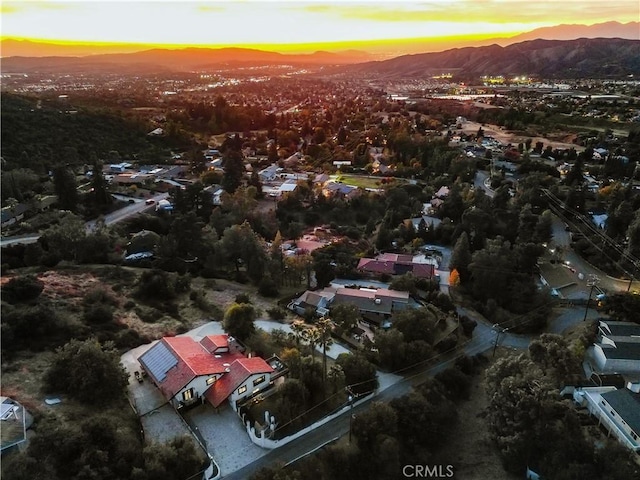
[
  {"xmin": 182, "ymin": 388, "xmax": 194, "ymax": 401},
  {"xmin": 253, "ymin": 375, "xmax": 266, "ymax": 387},
  {"xmin": 206, "ymin": 377, "xmax": 216, "ymax": 386},
  {"xmin": 238, "ymin": 385, "xmax": 247, "ymax": 395},
  {"xmin": 632, "ymin": 432, "xmax": 638, "ymax": 440}
]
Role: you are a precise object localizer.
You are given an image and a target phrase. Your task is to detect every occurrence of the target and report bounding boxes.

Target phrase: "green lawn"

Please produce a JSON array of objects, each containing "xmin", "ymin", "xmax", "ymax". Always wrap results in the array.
[{"xmin": 335, "ymin": 174, "xmax": 405, "ymax": 189}]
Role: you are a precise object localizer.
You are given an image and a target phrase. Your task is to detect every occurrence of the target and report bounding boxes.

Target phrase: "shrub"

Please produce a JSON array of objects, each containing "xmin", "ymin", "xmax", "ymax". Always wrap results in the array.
[
  {"xmin": 2, "ymin": 275, "xmax": 44, "ymax": 303},
  {"xmin": 84, "ymin": 304, "xmax": 114, "ymax": 324},
  {"xmin": 235, "ymin": 293, "xmax": 251, "ymax": 304},
  {"xmin": 266, "ymin": 306, "xmax": 287, "ymax": 321},
  {"xmin": 44, "ymin": 339, "xmax": 128, "ymax": 405},
  {"xmin": 258, "ymin": 276, "xmax": 279, "ymax": 297},
  {"xmin": 83, "ymin": 287, "xmax": 118, "ymax": 307}
]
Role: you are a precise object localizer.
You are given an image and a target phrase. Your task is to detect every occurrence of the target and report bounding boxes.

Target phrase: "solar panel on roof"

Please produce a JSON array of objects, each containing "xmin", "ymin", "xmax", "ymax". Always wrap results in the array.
[{"xmin": 141, "ymin": 342, "xmax": 177, "ymax": 382}]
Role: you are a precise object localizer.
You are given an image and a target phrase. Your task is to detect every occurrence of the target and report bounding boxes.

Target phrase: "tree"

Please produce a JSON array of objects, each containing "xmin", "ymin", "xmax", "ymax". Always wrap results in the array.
[
  {"xmin": 450, "ymin": 231, "xmax": 472, "ymax": 283},
  {"xmin": 374, "ymin": 328, "xmax": 406, "ymax": 370},
  {"xmin": 221, "ymin": 150, "xmax": 245, "ymax": 193},
  {"xmin": 274, "ymin": 379, "xmax": 309, "ymax": 427},
  {"xmin": 52, "ymin": 165, "xmax": 78, "ymax": 211},
  {"xmin": 625, "ymin": 210, "xmax": 640, "ymax": 261},
  {"xmin": 220, "ymin": 222, "xmax": 268, "ymax": 284},
  {"xmin": 223, "ymin": 302, "xmax": 256, "ymax": 341},
  {"xmin": 40, "ymin": 213, "xmax": 86, "ymax": 262},
  {"xmin": 90, "ymin": 153, "xmax": 112, "ymax": 208},
  {"xmin": 528, "ymin": 334, "xmax": 580, "ymax": 384},
  {"xmin": 449, "ymin": 268, "xmax": 460, "ymax": 287},
  {"xmin": 144, "ymin": 436, "xmax": 207, "ymax": 480},
  {"xmin": 351, "ymin": 401, "xmax": 397, "ymax": 450},
  {"xmin": 1, "ymin": 275, "xmax": 44, "ymax": 303},
  {"xmin": 329, "ymin": 303, "xmax": 360, "ymax": 336},
  {"xmin": 316, "ymin": 317, "xmax": 334, "ymax": 383},
  {"xmin": 485, "ymin": 353, "xmax": 558, "ymax": 473},
  {"xmin": 336, "ymin": 353, "xmax": 378, "ymax": 395},
  {"xmin": 44, "ymin": 339, "xmax": 128, "ymax": 405}
]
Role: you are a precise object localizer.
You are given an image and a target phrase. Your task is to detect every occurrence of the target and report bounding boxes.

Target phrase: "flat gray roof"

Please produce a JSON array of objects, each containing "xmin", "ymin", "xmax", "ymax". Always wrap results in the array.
[{"xmin": 601, "ymin": 388, "xmax": 640, "ymax": 435}]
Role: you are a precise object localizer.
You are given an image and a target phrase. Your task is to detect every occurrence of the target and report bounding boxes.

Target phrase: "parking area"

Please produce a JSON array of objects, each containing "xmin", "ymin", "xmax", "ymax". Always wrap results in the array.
[
  {"xmin": 121, "ymin": 343, "xmax": 193, "ymax": 443},
  {"xmin": 184, "ymin": 403, "xmax": 267, "ymax": 476}
]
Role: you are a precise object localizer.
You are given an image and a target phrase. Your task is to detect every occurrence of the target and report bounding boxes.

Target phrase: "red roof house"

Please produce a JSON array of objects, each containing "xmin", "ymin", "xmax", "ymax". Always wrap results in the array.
[
  {"xmin": 139, "ymin": 334, "xmax": 275, "ymax": 410},
  {"xmin": 357, "ymin": 254, "xmax": 435, "ymax": 279}
]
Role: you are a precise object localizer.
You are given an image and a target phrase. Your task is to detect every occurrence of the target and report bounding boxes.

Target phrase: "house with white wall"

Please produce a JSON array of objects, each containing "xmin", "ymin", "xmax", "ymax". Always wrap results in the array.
[
  {"xmin": 139, "ymin": 334, "xmax": 284, "ymax": 410},
  {"xmin": 572, "ymin": 384, "xmax": 640, "ymax": 453},
  {"xmin": 588, "ymin": 320, "xmax": 640, "ymax": 378}
]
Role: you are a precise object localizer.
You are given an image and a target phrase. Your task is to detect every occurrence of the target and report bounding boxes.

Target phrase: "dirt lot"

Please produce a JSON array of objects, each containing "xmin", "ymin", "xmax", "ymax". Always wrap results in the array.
[
  {"xmin": 431, "ymin": 352, "xmax": 519, "ymax": 480},
  {"xmin": 1, "ymin": 266, "xmax": 293, "ymax": 412},
  {"xmin": 461, "ymin": 120, "xmax": 584, "ymax": 151}
]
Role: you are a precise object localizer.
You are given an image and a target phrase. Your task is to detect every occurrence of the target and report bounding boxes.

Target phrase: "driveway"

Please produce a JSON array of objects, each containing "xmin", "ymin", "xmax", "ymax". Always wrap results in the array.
[
  {"xmin": 121, "ymin": 343, "xmax": 194, "ymax": 443},
  {"xmin": 184, "ymin": 403, "xmax": 267, "ymax": 477}
]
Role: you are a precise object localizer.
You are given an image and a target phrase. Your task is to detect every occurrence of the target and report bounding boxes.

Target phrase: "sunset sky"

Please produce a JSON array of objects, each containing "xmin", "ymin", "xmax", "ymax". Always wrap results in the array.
[{"xmin": 2, "ymin": 1, "xmax": 639, "ymax": 54}]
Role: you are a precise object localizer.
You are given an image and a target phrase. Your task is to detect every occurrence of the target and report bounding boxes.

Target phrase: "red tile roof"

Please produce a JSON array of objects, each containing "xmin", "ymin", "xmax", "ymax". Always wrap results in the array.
[
  {"xmin": 200, "ymin": 335, "xmax": 229, "ymax": 353},
  {"xmin": 152, "ymin": 336, "xmax": 244, "ymax": 399},
  {"xmin": 204, "ymin": 357, "xmax": 274, "ymax": 407},
  {"xmin": 357, "ymin": 255, "xmax": 435, "ymax": 279},
  {"xmin": 357, "ymin": 258, "xmax": 395, "ymax": 274}
]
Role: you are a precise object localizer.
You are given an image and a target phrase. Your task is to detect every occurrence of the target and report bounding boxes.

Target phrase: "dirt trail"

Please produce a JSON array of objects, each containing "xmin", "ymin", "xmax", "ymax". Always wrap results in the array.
[{"xmin": 461, "ymin": 121, "xmax": 584, "ymax": 151}]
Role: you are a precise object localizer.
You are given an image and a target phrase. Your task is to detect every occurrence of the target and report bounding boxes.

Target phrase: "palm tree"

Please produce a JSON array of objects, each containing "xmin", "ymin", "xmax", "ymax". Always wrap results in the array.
[
  {"xmin": 302, "ymin": 325, "xmax": 321, "ymax": 362},
  {"xmin": 316, "ymin": 317, "xmax": 334, "ymax": 383},
  {"xmin": 327, "ymin": 364, "xmax": 345, "ymax": 394},
  {"xmin": 291, "ymin": 320, "xmax": 306, "ymax": 348}
]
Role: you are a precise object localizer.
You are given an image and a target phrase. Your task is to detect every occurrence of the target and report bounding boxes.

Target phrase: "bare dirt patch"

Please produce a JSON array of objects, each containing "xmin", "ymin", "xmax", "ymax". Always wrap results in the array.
[{"xmin": 432, "ymin": 354, "xmax": 519, "ymax": 480}]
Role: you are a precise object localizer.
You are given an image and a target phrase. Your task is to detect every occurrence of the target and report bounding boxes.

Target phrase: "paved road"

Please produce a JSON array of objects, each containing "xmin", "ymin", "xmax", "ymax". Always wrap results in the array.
[
  {"xmin": 550, "ymin": 215, "xmax": 637, "ymax": 293},
  {"xmin": 474, "ymin": 170, "xmax": 494, "ymax": 198},
  {"xmin": 1, "ymin": 193, "xmax": 168, "ymax": 247}
]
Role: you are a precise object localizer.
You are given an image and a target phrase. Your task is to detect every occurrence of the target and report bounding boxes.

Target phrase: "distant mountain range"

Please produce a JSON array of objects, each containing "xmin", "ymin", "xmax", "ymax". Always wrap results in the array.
[
  {"xmin": 343, "ymin": 38, "xmax": 640, "ymax": 79},
  {"xmin": 1, "ymin": 26, "xmax": 638, "ymax": 78},
  {"xmin": 1, "ymin": 21, "xmax": 637, "ymax": 59},
  {"xmin": 0, "ymin": 47, "xmax": 376, "ymax": 74}
]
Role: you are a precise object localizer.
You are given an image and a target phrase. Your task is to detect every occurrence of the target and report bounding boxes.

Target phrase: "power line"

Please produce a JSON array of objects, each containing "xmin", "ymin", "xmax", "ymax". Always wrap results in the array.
[{"xmin": 541, "ymin": 188, "xmax": 640, "ymax": 268}]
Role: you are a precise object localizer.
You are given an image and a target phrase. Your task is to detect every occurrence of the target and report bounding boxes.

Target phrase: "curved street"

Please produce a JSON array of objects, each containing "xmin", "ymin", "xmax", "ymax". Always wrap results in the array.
[{"xmin": 0, "ymin": 192, "xmax": 168, "ymax": 248}]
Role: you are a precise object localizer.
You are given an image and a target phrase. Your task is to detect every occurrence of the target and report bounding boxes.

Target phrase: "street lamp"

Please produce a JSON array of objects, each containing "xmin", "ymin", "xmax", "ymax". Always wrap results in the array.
[{"xmin": 583, "ymin": 274, "xmax": 600, "ymax": 322}]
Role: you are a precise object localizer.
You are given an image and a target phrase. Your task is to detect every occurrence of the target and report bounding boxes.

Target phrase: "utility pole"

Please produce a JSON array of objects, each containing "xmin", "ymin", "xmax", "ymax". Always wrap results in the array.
[
  {"xmin": 492, "ymin": 324, "xmax": 509, "ymax": 358},
  {"xmin": 346, "ymin": 385, "xmax": 356, "ymax": 443},
  {"xmin": 583, "ymin": 274, "xmax": 600, "ymax": 322}
]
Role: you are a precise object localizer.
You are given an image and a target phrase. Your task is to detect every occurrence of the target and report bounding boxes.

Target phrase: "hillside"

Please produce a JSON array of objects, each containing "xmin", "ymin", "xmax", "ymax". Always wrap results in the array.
[
  {"xmin": 0, "ymin": 94, "xmax": 167, "ymax": 170},
  {"xmin": 0, "ymin": 47, "xmax": 373, "ymax": 74},
  {"xmin": 343, "ymin": 38, "xmax": 640, "ymax": 79}
]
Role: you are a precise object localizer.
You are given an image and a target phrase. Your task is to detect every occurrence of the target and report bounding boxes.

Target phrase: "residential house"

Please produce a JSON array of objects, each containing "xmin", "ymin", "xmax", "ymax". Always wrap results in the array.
[
  {"xmin": 139, "ymin": 334, "xmax": 285, "ymax": 410},
  {"xmin": 313, "ymin": 173, "xmax": 330, "ymax": 186},
  {"xmin": 357, "ymin": 253, "xmax": 436, "ymax": 279},
  {"xmin": 288, "ymin": 289, "xmax": 335, "ymax": 317},
  {"xmin": 1, "ymin": 203, "xmax": 29, "ymax": 227},
  {"xmin": 322, "ymin": 181, "xmax": 360, "ymax": 201},
  {"xmin": 259, "ymin": 164, "xmax": 281, "ymax": 182},
  {"xmin": 332, "ymin": 287, "xmax": 410, "ymax": 326},
  {"xmin": 288, "ymin": 285, "xmax": 410, "ymax": 327},
  {"xmin": 587, "ymin": 320, "xmax": 640, "ymax": 380},
  {"xmin": 408, "ymin": 215, "xmax": 442, "ymax": 232},
  {"xmin": 435, "ymin": 186, "xmax": 450, "ymax": 198},
  {"xmin": 571, "ymin": 384, "xmax": 640, "ymax": 453}
]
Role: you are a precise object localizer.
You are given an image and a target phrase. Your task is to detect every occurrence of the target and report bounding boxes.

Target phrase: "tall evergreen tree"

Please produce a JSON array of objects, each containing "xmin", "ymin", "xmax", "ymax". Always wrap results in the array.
[
  {"xmin": 451, "ymin": 231, "xmax": 472, "ymax": 284},
  {"xmin": 53, "ymin": 165, "xmax": 78, "ymax": 211},
  {"xmin": 221, "ymin": 150, "xmax": 244, "ymax": 194},
  {"xmin": 90, "ymin": 153, "xmax": 112, "ymax": 208}
]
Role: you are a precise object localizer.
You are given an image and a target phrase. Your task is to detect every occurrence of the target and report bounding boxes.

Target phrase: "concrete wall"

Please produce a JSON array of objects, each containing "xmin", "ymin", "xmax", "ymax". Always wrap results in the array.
[{"xmin": 244, "ymin": 392, "xmax": 372, "ymax": 449}]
